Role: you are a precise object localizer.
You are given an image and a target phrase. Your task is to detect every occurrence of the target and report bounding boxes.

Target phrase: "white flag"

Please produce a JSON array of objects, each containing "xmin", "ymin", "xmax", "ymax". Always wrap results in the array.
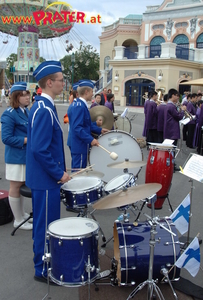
[
  {"xmin": 175, "ymin": 237, "xmax": 200, "ymax": 277},
  {"xmin": 170, "ymin": 193, "xmax": 190, "ymax": 235}
]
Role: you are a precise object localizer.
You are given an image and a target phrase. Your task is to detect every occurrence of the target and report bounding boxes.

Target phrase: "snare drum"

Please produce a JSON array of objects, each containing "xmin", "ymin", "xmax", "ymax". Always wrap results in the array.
[
  {"xmin": 48, "ymin": 217, "xmax": 100, "ymax": 286},
  {"xmin": 113, "ymin": 218, "xmax": 180, "ymax": 286},
  {"xmin": 114, "ymin": 116, "xmax": 132, "ymax": 133},
  {"xmin": 104, "ymin": 173, "xmax": 135, "ymax": 194},
  {"xmin": 145, "ymin": 145, "xmax": 175, "ymax": 209},
  {"xmin": 89, "ymin": 130, "xmax": 143, "ymax": 183},
  {"xmin": 61, "ymin": 176, "xmax": 104, "ymax": 208}
]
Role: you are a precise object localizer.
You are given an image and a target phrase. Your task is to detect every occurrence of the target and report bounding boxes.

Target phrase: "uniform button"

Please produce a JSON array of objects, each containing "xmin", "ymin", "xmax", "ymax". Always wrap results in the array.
[{"xmin": 58, "ymin": 162, "xmax": 60, "ymax": 164}]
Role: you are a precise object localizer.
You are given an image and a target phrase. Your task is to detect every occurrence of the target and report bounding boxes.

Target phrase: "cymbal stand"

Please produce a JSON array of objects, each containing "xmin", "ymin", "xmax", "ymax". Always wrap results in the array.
[
  {"xmin": 42, "ymin": 247, "xmax": 52, "ymax": 300},
  {"xmin": 101, "ymin": 206, "xmax": 130, "ymax": 248},
  {"xmin": 127, "ymin": 195, "xmax": 177, "ymax": 300}
]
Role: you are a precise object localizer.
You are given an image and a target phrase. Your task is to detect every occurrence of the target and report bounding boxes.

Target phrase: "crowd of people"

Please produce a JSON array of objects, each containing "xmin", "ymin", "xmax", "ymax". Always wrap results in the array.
[
  {"xmin": 1, "ymin": 61, "xmax": 203, "ymax": 285},
  {"xmin": 143, "ymin": 88, "xmax": 203, "ymax": 156}
]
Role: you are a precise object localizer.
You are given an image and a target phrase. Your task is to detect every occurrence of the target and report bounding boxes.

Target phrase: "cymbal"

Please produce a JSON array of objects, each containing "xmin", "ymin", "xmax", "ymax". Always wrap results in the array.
[
  {"xmin": 107, "ymin": 160, "xmax": 147, "ymax": 169},
  {"xmin": 89, "ymin": 106, "xmax": 114, "ymax": 130},
  {"xmin": 93, "ymin": 183, "xmax": 162, "ymax": 210},
  {"xmin": 75, "ymin": 170, "xmax": 104, "ymax": 178}
]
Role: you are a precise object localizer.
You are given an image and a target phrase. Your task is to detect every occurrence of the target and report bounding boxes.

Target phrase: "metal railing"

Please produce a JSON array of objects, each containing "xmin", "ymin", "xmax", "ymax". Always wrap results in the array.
[
  {"xmin": 107, "ymin": 68, "xmax": 112, "ymax": 83},
  {"xmin": 95, "ymin": 77, "xmax": 103, "ymax": 92}
]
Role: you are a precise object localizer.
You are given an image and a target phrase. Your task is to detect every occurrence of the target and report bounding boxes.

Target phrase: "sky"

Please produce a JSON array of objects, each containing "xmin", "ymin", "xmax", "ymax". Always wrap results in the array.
[{"xmin": 0, "ymin": 0, "xmax": 164, "ymax": 61}]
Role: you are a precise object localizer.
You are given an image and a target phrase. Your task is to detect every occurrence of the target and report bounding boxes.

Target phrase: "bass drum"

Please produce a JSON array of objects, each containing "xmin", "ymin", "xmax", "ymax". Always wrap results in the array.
[
  {"xmin": 114, "ymin": 116, "xmax": 131, "ymax": 133},
  {"xmin": 113, "ymin": 218, "xmax": 180, "ymax": 286},
  {"xmin": 89, "ymin": 130, "xmax": 143, "ymax": 183}
]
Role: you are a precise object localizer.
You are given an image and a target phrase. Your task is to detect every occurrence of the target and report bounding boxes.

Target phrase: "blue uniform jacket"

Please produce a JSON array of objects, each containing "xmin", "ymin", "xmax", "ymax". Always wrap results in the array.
[
  {"xmin": 1, "ymin": 107, "xmax": 29, "ymax": 164},
  {"xmin": 67, "ymin": 99, "xmax": 77, "ymax": 148},
  {"xmin": 70, "ymin": 98, "xmax": 102, "ymax": 154},
  {"xmin": 26, "ymin": 96, "xmax": 65, "ymax": 190}
]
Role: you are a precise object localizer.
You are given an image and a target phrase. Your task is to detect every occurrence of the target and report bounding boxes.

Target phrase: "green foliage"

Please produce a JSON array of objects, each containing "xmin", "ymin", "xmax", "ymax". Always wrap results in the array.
[
  {"xmin": 5, "ymin": 53, "xmax": 17, "ymax": 82},
  {"xmin": 60, "ymin": 45, "xmax": 99, "ymax": 84}
]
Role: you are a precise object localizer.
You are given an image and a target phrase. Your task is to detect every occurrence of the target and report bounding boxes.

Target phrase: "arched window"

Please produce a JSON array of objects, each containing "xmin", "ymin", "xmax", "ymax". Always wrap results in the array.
[
  {"xmin": 104, "ymin": 56, "xmax": 110, "ymax": 70},
  {"xmin": 175, "ymin": 22, "xmax": 188, "ymax": 28},
  {"xmin": 150, "ymin": 36, "xmax": 165, "ymax": 58},
  {"xmin": 152, "ymin": 24, "xmax": 164, "ymax": 30},
  {"xmin": 173, "ymin": 34, "xmax": 189, "ymax": 46},
  {"xmin": 173, "ymin": 34, "xmax": 189, "ymax": 60},
  {"xmin": 197, "ymin": 33, "xmax": 203, "ymax": 49}
]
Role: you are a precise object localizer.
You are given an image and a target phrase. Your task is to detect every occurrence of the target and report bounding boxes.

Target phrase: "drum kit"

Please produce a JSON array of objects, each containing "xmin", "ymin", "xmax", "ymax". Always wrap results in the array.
[{"xmin": 42, "ymin": 132, "xmax": 181, "ymax": 300}]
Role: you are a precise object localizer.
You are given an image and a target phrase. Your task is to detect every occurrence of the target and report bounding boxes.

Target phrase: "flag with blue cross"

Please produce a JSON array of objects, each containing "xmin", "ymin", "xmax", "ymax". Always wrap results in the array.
[
  {"xmin": 169, "ymin": 193, "xmax": 190, "ymax": 235},
  {"xmin": 175, "ymin": 236, "xmax": 200, "ymax": 277}
]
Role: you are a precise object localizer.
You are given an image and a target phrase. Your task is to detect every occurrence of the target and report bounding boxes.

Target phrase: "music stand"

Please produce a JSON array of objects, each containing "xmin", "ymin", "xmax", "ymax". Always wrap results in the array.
[{"xmin": 179, "ymin": 153, "xmax": 203, "ymax": 246}]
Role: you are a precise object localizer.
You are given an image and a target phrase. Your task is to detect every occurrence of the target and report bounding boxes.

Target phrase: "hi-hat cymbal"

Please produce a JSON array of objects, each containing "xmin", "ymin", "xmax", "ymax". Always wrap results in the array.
[
  {"xmin": 76, "ymin": 170, "xmax": 104, "ymax": 178},
  {"xmin": 107, "ymin": 160, "xmax": 147, "ymax": 169},
  {"xmin": 89, "ymin": 106, "xmax": 114, "ymax": 130},
  {"xmin": 93, "ymin": 183, "xmax": 162, "ymax": 210}
]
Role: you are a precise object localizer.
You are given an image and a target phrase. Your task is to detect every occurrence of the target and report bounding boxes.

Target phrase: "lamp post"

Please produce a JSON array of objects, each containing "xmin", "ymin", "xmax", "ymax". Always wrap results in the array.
[{"xmin": 71, "ymin": 52, "xmax": 75, "ymax": 86}]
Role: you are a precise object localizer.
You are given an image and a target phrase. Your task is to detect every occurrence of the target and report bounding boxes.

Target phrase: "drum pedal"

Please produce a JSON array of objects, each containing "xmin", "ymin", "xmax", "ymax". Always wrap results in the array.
[{"xmin": 98, "ymin": 270, "xmax": 111, "ymax": 279}]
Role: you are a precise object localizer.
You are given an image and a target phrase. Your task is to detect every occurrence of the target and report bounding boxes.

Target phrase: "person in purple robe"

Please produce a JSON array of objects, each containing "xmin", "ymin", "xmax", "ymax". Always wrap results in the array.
[
  {"xmin": 90, "ymin": 93, "xmax": 101, "ymax": 108},
  {"xmin": 182, "ymin": 93, "xmax": 191, "ymax": 141},
  {"xmin": 157, "ymin": 94, "xmax": 168, "ymax": 143},
  {"xmin": 197, "ymin": 101, "xmax": 203, "ymax": 154},
  {"xmin": 142, "ymin": 91, "xmax": 152, "ymax": 138},
  {"xmin": 163, "ymin": 89, "xmax": 186, "ymax": 145},
  {"xmin": 193, "ymin": 100, "xmax": 203, "ymax": 148},
  {"xmin": 146, "ymin": 91, "xmax": 158, "ymax": 143},
  {"xmin": 104, "ymin": 93, "xmax": 115, "ymax": 112},
  {"xmin": 186, "ymin": 93, "xmax": 197, "ymax": 148}
]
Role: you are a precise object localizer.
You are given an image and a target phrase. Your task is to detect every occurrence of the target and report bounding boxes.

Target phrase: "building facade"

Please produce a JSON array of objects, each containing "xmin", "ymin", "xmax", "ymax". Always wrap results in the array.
[{"xmin": 99, "ymin": 0, "xmax": 203, "ymax": 106}]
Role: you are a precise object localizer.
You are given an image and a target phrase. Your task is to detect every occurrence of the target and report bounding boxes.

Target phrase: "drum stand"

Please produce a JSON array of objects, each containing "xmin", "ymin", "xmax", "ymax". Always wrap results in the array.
[
  {"xmin": 127, "ymin": 195, "xmax": 178, "ymax": 300},
  {"xmin": 76, "ymin": 206, "xmax": 106, "ymax": 243}
]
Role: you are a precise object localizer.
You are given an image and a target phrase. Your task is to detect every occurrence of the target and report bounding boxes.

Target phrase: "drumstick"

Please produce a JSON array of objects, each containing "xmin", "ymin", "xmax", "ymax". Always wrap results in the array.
[
  {"xmin": 98, "ymin": 144, "xmax": 118, "ymax": 160},
  {"xmin": 57, "ymin": 164, "xmax": 95, "ymax": 183}
]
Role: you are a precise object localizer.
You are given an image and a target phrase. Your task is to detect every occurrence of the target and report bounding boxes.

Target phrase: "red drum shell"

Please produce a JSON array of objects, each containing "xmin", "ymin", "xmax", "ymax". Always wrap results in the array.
[{"xmin": 145, "ymin": 148, "xmax": 174, "ymax": 209}]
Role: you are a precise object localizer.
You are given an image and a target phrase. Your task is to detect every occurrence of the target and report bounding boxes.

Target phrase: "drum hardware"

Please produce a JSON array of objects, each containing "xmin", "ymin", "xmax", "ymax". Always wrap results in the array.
[
  {"xmin": 164, "ymin": 241, "xmax": 184, "ymax": 246},
  {"xmin": 98, "ymin": 144, "xmax": 118, "ymax": 160},
  {"xmin": 93, "ymin": 183, "xmax": 162, "ymax": 210},
  {"xmin": 160, "ymin": 268, "xmax": 178, "ymax": 300},
  {"xmin": 127, "ymin": 196, "xmax": 178, "ymax": 300}
]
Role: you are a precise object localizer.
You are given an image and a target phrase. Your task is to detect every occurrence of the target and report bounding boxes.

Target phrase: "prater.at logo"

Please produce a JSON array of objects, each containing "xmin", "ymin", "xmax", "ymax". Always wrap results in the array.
[{"xmin": 1, "ymin": 1, "xmax": 102, "ymax": 33}]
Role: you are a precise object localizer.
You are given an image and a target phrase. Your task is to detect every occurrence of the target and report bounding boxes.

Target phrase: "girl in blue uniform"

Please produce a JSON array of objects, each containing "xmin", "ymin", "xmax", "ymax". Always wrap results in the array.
[{"xmin": 1, "ymin": 82, "xmax": 32, "ymax": 230}]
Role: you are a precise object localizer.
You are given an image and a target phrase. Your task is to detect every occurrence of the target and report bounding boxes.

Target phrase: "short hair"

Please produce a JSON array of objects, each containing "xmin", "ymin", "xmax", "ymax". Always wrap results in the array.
[
  {"xmin": 197, "ymin": 93, "xmax": 202, "ymax": 97},
  {"xmin": 77, "ymin": 86, "xmax": 92, "ymax": 96},
  {"xmin": 10, "ymin": 90, "xmax": 30, "ymax": 109},
  {"xmin": 168, "ymin": 88, "xmax": 179, "ymax": 99},
  {"xmin": 187, "ymin": 93, "xmax": 192, "ymax": 99},
  {"xmin": 150, "ymin": 91, "xmax": 158, "ymax": 98},
  {"xmin": 191, "ymin": 93, "xmax": 197, "ymax": 98},
  {"xmin": 38, "ymin": 73, "xmax": 58, "ymax": 89},
  {"xmin": 95, "ymin": 93, "xmax": 101, "ymax": 98},
  {"xmin": 164, "ymin": 94, "xmax": 168, "ymax": 101},
  {"xmin": 198, "ymin": 100, "xmax": 203, "ymax": 107},
  {"xmin": 107, "ymin": 93, "xmax": 114, "ymax": 102}
]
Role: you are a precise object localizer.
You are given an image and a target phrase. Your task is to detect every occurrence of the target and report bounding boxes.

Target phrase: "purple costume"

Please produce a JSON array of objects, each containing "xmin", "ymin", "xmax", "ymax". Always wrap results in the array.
[
  {"xmin": 157, "ymin": 103, "xmax": 167, "ymax": 143},
  {"xmin": 186, "ymin": 102, "xmax": 196, "ymax": 148},
  {"xmin": 146, "ymin": 100, "xmax": 157, "ymax": 143},
  {"xmin": 104, "ymin": 101, "xmax": 113, "ymax": 112},
  {"xmin": 163, "ymin": 101, "xmax": 184, "ymax": 141},
  {"xmin": 142, "ymin": 99, "xmax": 149, "ymax": 137}
]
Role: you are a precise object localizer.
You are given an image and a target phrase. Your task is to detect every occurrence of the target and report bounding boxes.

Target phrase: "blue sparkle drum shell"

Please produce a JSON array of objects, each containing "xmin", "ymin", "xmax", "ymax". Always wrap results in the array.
[
  {"xmin": 61, "ymin": 176, "xmax": 104, "ymax": 208},
  {"xmin": 113, "ymin": 219, "xmax": 180, "ymax": 286},
  {"xmin": 104, "ymin": 173, "xmax": 136, "ymax": 195},
  {"xmin": 48, "ymin": 217, "xmax": 100, "ymax": 286}
]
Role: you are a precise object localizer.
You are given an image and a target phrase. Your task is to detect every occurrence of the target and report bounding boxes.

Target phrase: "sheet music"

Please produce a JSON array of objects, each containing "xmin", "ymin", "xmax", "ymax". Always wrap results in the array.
[{"xmin": 181, "ymin": 154, "xmax": 203, "ymax": 182}]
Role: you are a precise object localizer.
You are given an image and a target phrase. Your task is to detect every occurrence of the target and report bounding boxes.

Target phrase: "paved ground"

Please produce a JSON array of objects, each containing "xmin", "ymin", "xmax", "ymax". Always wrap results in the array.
[{"xmin": 0, "ymin": 102, "xmax": 202, "ymax": 300}]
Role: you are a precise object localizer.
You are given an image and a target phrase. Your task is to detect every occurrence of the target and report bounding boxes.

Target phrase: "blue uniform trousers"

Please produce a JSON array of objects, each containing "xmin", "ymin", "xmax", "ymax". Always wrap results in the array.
[
  {"xmin": 71, "ymin": 153, "xmax": 87, "ymax": 169},
  {"xmin": 32, "ymin": 188, "xmax": 60, "ymax": 277}
]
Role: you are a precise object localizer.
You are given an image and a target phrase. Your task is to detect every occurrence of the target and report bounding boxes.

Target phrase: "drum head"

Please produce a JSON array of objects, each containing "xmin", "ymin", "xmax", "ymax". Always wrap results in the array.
[
  {"xmin": 61, "ymin": 176, "xmax": 101, "ymax": 192},
  {"xmin": 89, "ymin": 130, "xmax": 143, "ymax": 182},
  {"xmin": 104, "ymin": 174, "xmax": 130, "ymax": 193},
  {"xmin": 48, "ymin": 217, "xmax": 99, "ymax": 237},
  {"xmin": 115, "ymin": 116, "xmax": 131, "ymax": 133}
]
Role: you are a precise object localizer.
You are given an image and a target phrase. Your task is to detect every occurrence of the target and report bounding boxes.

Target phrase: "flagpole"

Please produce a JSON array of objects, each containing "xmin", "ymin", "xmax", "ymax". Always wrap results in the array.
[
  {"xmin": 187, "ymin": 179, "xmax": 193, "ymax": 246},
  {"xmin": 161, "ymin": 233, "xmax": 200, "ymax": 283}
]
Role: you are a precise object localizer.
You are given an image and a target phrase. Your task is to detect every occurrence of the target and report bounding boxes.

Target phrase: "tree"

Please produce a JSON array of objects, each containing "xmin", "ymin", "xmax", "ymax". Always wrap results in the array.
[
  {"xmin": 5, "ymin": 53, "xmax": 17, "ymax": 82},
  {"xmin": 60, "ymin": 44, "xmax": 99, "ymax": 85}
]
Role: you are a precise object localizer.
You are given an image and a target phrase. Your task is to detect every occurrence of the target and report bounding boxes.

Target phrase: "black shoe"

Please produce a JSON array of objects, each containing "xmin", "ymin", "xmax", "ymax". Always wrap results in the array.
[
  {"xmin": 34, "ymin": 275, "xmax": 57, "ymax": 286},
  {"xmin": 174, "ymin": 166, "xmax": 180, "ymax": 172}
]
